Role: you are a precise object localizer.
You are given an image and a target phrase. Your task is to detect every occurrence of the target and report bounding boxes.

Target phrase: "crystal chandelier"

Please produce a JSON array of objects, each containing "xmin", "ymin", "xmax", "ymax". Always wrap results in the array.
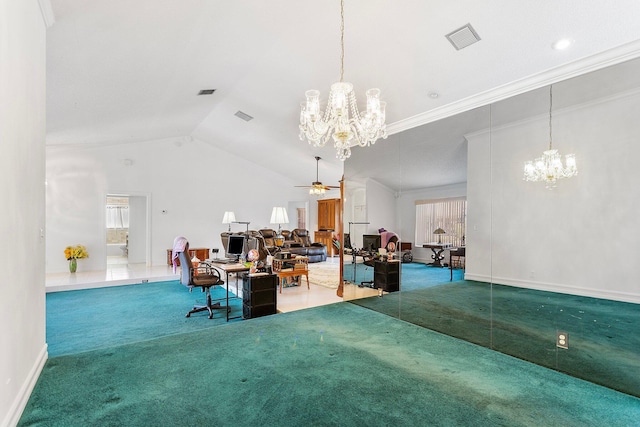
[
  {"xmin": 299, "ymin": 0, "xmax": 387, "ymax": 161},
  {"xmin": 523, "ymin": 85, "xmax": 578, "ymax": 189}
]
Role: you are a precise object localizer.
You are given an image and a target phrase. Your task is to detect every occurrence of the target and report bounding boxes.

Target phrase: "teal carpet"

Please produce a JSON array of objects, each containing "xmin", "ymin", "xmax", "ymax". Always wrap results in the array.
[
  {"xmin": 344, "ymin": 261, "xmax": 463, "ymax": 288},
  {"xmin": 349, "ymin": 264, "xmax": 640, "ymax": 398},
  {"xmin": 22, "ymin": 303, "xmax": 640, "ymax": 426},
  {"xmin": 46, "ymin": 280, "xmax": 242, "ymax": 357}
]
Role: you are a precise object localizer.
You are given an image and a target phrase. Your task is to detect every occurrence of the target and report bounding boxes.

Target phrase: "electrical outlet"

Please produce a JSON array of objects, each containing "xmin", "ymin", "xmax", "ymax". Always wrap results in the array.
[{"xmin": 557, "ymin": 331, "xmax": 569, "ymax": 349}]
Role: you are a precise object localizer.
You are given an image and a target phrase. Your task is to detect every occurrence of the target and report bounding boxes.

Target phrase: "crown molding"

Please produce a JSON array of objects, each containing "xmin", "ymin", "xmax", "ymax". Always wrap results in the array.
[
  {"xmin": 387, "ymin": 39, "xmax": 640, "ymax": 136},
  {"xmin": 38, "ymin": 0, "xmax": 55, "ymax": 28}
]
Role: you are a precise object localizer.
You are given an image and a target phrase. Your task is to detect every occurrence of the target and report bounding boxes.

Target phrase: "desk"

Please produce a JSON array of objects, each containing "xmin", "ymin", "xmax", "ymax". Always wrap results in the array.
[
  {"xmin": 422, "ymin": 243, "xmax": 452, "ymax": 267},
  {"xmin": 207, "ymin": 261, "xmax": 249, "ymax": 321},
  {"xmin": 272, "ymin": 257, "xmax": 309, "ymax": 293}
]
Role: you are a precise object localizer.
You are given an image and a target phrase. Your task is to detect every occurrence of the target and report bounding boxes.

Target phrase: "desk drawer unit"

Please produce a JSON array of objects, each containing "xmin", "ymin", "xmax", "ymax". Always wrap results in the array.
[
  {"xmin": 242, "ymin": 274, "xmax": 277, "ymax": 319},
  {"xmin": 374, "ymin": 261, "xmax": 400, "ymax": 292}
]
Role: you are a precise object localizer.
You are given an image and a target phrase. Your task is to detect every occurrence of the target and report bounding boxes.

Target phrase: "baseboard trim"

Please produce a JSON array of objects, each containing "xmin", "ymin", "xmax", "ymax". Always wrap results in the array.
[
  {"xmin": 3, "ymin": 344, "xmax": 48, "ymax": 427},
  {"xmin": 463, "ymin": 274, "xmax": 640, "ymax": 304}
]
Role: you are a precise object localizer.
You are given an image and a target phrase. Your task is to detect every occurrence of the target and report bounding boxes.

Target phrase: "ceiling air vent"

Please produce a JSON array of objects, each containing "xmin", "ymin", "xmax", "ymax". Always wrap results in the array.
[
  {"xmin": 445, "ymin": 24, "xmax": 481, "ymax": 50},
  {"xmin": 234, "ymin": 111, "xmax": 254, "ymax": 122},
  {"xmin": 197, "ymin": 89, "xmax": 216, "ymax": 95}
]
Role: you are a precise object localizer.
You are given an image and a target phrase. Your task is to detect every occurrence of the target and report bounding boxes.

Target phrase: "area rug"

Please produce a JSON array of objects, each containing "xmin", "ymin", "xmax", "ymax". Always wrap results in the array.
[{"xmin": 307, "ymin": 261, "xmax": 340, "ymax": 289}]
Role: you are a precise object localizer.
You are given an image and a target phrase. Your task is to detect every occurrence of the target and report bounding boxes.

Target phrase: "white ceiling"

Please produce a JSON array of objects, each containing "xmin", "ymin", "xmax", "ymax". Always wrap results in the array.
[{"xmin": 46, "ymin": 0, "xmax": 640, "ymax": 189}]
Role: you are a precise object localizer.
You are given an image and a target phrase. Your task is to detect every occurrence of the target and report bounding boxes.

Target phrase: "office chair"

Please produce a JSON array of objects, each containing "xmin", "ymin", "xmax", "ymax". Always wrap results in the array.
[
  {"xmin": 359, "ymin": 253, "xmax": 376, "ymax": 288},
  {"xmin": 178, "ymin": 243, "xmax": 229, "ymax": 319}
]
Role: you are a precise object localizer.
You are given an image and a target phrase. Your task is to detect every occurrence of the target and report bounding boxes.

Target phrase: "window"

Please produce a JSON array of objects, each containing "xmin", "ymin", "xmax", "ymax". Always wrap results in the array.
[{"xmin": 415, "ymin": 197, "xmax": 466, "ymax": 247}]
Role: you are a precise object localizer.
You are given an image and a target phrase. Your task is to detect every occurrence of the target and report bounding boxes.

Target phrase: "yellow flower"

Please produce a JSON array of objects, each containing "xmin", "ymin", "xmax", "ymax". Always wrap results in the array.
[{"xmin": 65, "ymin": 245, "xmax": 89, "ymax": 260}]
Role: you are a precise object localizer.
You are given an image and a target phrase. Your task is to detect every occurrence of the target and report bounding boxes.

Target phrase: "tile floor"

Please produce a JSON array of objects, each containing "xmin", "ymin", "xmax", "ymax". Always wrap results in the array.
[{"xmin": 45, "ymin": 256, "xmax": 376, "ymax": 312}]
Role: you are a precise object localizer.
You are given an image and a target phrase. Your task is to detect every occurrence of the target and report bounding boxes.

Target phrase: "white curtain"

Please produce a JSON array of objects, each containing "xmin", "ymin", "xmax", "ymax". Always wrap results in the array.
[
  {"xmin": 106, "ymin": 205, "xmax": 129, "ymax": 229},
  {"xmin": 415, "ymin": 197, "xmax": 466, "ymax": 246}
]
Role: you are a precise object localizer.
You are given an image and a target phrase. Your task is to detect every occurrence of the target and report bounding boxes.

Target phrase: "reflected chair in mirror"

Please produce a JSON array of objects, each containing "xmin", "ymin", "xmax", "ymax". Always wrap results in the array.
[
  {"xmin": 178, "ymin": 243, "xmax": 229, "ymax": 319},
  {"xmin": 359, "ymin": 248, "xmax": 378, "ymax": 288},
  {"xmin": 449, "ymin": 247, "xmax": 466, "ymax": 281}
]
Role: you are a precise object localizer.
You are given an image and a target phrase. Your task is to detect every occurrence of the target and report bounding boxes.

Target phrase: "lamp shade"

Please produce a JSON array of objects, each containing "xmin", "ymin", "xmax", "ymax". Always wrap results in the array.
[
  {"xmin": 433, "ymin": 228, "xmax": 445, "ymax": 235},
  {"xmin": 222, "ymin": 211, "xmax": 236, "ymax": 224},
  {"xmin": 270, "ymin": 207, "xmax": 289, "ymax": 225}
]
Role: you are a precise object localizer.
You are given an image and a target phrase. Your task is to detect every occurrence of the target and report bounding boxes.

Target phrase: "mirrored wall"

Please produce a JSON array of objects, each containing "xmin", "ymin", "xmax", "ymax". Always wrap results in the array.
[{"xmin": 342, "ymin": 57, "xmax": 640, "ymax": 397}]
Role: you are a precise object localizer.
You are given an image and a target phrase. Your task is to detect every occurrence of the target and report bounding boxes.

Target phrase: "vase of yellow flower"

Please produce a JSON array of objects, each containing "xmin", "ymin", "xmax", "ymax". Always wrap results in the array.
[{"xmin": 64, "ymin": 245, "xmax": 89, "ymax": 273}]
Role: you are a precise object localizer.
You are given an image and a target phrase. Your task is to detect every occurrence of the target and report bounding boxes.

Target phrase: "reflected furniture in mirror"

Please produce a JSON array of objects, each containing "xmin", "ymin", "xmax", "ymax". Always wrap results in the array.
[
  {"xmin": 422, "ymin": 243, "xmax": 452, "ymax": 267},
  {"xmin": 449, "ymin": 247, "xmax": 466, "ymax": 281}
]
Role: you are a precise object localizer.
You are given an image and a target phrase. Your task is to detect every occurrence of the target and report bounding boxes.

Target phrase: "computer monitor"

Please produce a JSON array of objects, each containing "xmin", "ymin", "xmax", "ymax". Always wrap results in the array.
[
  {"xmin": 227, "ymin": 234, "xmax": 245, "ymax": 261},
  {"xmin": 362, "ymin": 234, "xmax": 381, "ymax": 252}
]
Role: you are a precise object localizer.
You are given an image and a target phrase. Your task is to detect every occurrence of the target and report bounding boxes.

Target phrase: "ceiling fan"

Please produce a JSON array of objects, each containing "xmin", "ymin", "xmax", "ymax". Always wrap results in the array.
[{"xmin": 296, "ymin": 156, "xmax": 339, "ymax": 195}]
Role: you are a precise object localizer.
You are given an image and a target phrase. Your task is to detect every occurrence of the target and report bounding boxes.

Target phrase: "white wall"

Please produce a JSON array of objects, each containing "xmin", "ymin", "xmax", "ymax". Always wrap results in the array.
[
  {"xmin": 46, "ymin": 138, "xmax": 305, "ymax": 274},
  {"xmin": 127, "ymin": 195, "xmax": 147, "ymax": 263},
  {"xmin": 466, "ymin": 90, "xmax": 640, "ymax": 303},
  {"xmin": 0, "ymin": 0, "xmax": 48, "ymax": 424},
  {"xmin": 366, "ymin": 179, "xmax": 396, "ymax": 235},
  {"xmin": 396, "ymin": 183, "xmax": 467, "ymax": 262}
]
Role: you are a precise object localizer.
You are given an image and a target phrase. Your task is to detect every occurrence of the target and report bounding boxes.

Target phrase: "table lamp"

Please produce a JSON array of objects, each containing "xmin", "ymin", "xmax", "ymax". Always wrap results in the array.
[
  {"xmin": 433, "ymin": 228, "xmax": 446, "ymax": 244},
  {"xmin": 222, "ymin": 211, "xmax": 236, "ymax": 232},
  {"xmin": 270, "ymin": 207, "xmax": 289, "ymax": 247}
]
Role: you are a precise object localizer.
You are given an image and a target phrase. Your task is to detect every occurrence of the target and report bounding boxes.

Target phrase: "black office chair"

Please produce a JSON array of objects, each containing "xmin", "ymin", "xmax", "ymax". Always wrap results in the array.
[
  {"xmin": 359, "ymin": 255, "xmax": 375, "ymax": 288},
  {"xmin": 178, "ymin": 243, "xmax": 229, "ymax": 319}
]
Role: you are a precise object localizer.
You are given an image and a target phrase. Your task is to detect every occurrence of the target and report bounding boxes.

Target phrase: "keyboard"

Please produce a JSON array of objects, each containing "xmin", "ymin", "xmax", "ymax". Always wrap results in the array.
[{"xmin": 210, "ymin": 258, "xmax": 237, "ymax": 264}]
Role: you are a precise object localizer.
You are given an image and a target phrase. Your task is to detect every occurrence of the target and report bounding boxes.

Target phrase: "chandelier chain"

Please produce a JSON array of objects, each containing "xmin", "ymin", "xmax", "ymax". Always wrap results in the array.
[
  {"xmin": 340, "ymin": 0, "xmax": 345, "ymax": 82},
  {"xmin": 549, "ymin": 85, "xmax": 553, "ymax": 150}
]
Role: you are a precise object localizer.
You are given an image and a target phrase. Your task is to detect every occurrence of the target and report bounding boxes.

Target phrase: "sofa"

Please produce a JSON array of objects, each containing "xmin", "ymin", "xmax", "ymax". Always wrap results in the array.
[{"xmin": 277, "ymin": 228, "xmax": 327, "ymax": 263}]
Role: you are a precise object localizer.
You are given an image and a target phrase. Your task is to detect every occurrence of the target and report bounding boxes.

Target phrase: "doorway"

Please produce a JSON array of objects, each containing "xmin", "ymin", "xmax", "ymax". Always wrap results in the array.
[{"xmin": 105, "ymin": 194, "xmax": 150, "ymax": 267}]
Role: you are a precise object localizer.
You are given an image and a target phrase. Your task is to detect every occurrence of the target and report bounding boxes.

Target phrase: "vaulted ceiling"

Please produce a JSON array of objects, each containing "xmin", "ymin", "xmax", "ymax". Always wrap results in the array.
[{"xmin": 46, "ymin": 0, "xmax": 640, "ymax": 189}]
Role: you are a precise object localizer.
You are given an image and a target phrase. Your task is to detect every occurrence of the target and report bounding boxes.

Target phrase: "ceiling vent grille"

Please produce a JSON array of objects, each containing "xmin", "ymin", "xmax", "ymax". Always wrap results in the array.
[
  {"xmin": 234, "ymin": 111, "xmax": 254, "ymax": 122},
  {"xmin": 197, "ymin": 89, "xmax": 216, "ymax": 95},
  {"xmin": 445, "ymin": 24, "xmax": 481, "ymax": 50}
]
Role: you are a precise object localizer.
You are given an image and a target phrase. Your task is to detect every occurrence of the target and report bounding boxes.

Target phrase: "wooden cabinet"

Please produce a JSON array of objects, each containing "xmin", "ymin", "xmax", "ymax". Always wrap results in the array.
[
  {"xmin": 317, "ymin": 198, "xmax": 340, "ymax": 231},
  {"xmin": 166, "ymin": 248, "xmax": 209, "ymax": 266},
  {"xmin": 315, "ymin": 230, "xmax": 337, "ymax": 257}
]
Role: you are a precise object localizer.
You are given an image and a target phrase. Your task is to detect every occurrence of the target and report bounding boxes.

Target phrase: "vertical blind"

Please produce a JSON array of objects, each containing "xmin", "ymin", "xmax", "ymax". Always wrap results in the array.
[{"xmin": 415, "ymin": 197, "xmax": 466, "ymax": 246}]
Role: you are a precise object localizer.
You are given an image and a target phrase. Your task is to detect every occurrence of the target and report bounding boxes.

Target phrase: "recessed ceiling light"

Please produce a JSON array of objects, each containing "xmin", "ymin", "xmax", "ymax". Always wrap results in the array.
[
  {"xmin": 552, "ymin": 38, "xmax": 573, "ymax": 50},
  {"xmin": 428, "ymin": 92, "xmax": 439, "ymax": 99}
]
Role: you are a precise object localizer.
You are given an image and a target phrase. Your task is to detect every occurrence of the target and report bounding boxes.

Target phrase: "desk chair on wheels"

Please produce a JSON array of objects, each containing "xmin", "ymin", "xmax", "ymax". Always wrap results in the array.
[
  {"xmin": 178, "ymin": 244, "xmax": 229, "ymax": 319},
  {"xmin": 360, "ymin": 251, "xmax": 377, "ymax": 288}
]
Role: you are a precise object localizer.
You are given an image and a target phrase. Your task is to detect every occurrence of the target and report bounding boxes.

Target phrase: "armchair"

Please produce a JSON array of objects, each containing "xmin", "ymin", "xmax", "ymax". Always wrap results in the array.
[
  {"xmin": 286, "ymin": 228, "xmax": 327, "ymax": 262},
  {"xmin": 177, "ymin": 241, "xmax": 229, "ymax": 319},
  {"xmin": 258, "ymin": 229, "xmax": 281, "ymax": 256}
]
